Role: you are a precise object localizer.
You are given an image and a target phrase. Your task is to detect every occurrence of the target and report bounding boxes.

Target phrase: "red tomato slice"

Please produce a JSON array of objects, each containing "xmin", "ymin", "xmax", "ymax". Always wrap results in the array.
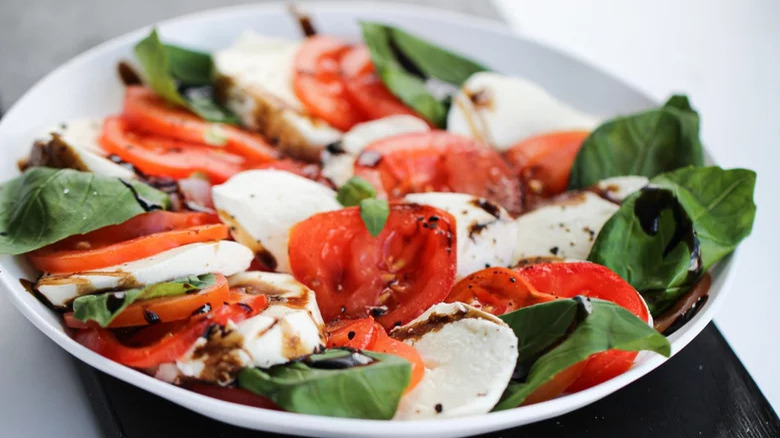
[
  {"xmin": 369, "ymin": 323, "xmax": 424, "ymax": 393},
  {"xmin": 354, "ymin": 131, "xmax": 523, "ymax": 214},
  {"xmin": 289, "ymin": 204, "xmax": 457, "ymax": 329},
  {"xmin": 326, "ymin": 317, "xmax": 379, "ymax": 350},
  {"xmin": 445, "ymin": 267, "xmax": 557, "ymax": 314},
  {"xmin": 340, "ymin": 45, "xmax": 421, "ymax": 121},
  {"xmin": 29, "ymin": 224, "xmax": 228, "ymax": 274},
  {"xmin": 122, "ymin": 86, "xmax": 279, "ymax": 163},
  {"xmin": 504, "ymin": 130, "xmax": 590, "ymax": 202},
  {"xmin": 73, "ymin": 290, "xmax": 269, "ymax": 368},
  {"xmin": 514, "ymin": 262, "xmax": 650, "ymax": 393},
  {"xmin": 293, "ymin": 36, "xmax": 365, "ymax": 131},
  {"xmin": 185, "ymin": 383, "xmax": 281, "ymax": 410},
  {"xmin": 59, "ymin": 211, "xmax": 220, "ymax": 245},
  {"xmin": 100, "ymin": 116, "xmax": 247, "ymax": 183}
]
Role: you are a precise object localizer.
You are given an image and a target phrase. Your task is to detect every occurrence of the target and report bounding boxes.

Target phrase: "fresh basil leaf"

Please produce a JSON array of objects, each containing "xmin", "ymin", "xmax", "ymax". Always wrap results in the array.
[
  {"xmin": 0, "ymin": 167, "xmax": 169, "ymax": 255},
  {"xmin": 494, "ymin": 299, "xmax": 670, "ymax": 410},
  {"xmin": 388, "ymin": 26, "xmax": 488, "ymax": 85},
  {"xmin": 499, "ymin": 299, "xmax": 579, "ymax": 364},
  {"xmin": 134, "ymin": 29, "xmax": 238, "ymax": 124},
  {"xmin": 337, "ymin": 176, "xmax": 377, "ymax": 207},
  {"xmin": 134, "ymin": 29, "xmax": 186, "ymax": 105},
  {"xmin": 588, "ymin": 166, "xmax": 756, "ymax": 315},
  {"xmin": 360, "ymin": 22, "xmax": 448, "ymax": 127},
  {"xmin": 238, "ymin": 349, "xmax": 411, "ymax": 419},
  {"xmin": 651, "ymin": 166, "xmax": 756, "ymax": 271},
  {"xmin": 360, "ymin": 198, "xmax": 390, "ymax": 237},
  {"xmin": 164, "ymin": 44, "xmax": 213, "ymax": 86},
  {"xmin": 72, "ymin": 274, "xmax": 216, "ymax": 326},
  {"xmin": 568, "ymin": 95, "xmax": 705, "ymax": 189}
]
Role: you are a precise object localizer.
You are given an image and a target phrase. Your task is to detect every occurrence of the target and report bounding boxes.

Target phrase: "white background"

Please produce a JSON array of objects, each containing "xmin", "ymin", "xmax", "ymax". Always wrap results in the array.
[
  {"xmin": 494, "ymin": 0, "xmax": 780, "ymax": 410},
  {"xmin": 0, "ymin": 1, "xmax": 776, "ymax": 436}
]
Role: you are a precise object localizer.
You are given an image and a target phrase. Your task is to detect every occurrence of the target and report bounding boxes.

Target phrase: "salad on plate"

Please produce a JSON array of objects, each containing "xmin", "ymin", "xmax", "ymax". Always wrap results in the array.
[{"xmin": 0, "ymin": 12, "xmax": 756, "ymax": 421}]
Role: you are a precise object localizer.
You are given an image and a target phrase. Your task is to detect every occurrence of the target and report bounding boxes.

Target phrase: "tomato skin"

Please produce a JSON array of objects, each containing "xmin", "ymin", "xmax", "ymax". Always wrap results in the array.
[
  {"xmin": 504, "ymin": 130, "xmax": 589, "ymax": 202},
  {"xmin": 293, "ymin": 36, "xmax": 365, "ymax": 131},
  {"xmin": 122, "ymin": 86, "xmax": 279, "ymax": 163},
  {"xmin": 340, "ymin": 46, "xmax": 421, "ymax": 121},
  {"xmin": 354, "ymin": 131, "xmax": 522, "ymax": 214},
  {"xmin": 289, "ymin": 204, "xmax": 457, "ymax": 330},
  {"xmin": 513, "ymin": 262, "xmax": 650, "ymax": 393},
  {"xmin": 326, "ymin": 318, "xmax": 379, "ymax": 350},
  {"xmin": 29, "ymin": 224, "xmax": 228, "ymax": 274},
  {"xmin": 522, "ymin": 361, "xmax": 587, "ymax": 406},
  {"xmin": 369, "ymin": 323, "xmax": 424, "ymax": 393},
  {"xmin": 100, "ymin": 116, "xmax": 247, "ymax": 183},
  {"xmin": 446, "ymin": 267, "xmax": 557, "ymax": 314}
]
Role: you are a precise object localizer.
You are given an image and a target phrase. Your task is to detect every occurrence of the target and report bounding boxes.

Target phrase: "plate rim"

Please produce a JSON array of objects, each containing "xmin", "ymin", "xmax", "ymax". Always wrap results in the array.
[{"xmin": 0, "ymin": 2, "xmax": 738, "ymax": 437}]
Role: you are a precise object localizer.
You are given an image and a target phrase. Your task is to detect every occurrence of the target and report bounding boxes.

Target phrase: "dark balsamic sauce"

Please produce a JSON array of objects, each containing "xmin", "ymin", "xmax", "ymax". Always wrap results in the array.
[
  {"xmin": 469, "ymin": 198, "xmax": 501, "ymax": 218},
  {"xmin": 117, "ymin": 61, "xmax": 142, "ymax": 86},
  {"xmin": 105, "ymin": 292, "xmax": 127, "ymax": 313},
  {"xmin": 119, "ymin": 179, "xmax": 165, "ymax": 212},
  {"xmin": 143, "ymin": 309, "xmax": 161, "ymax": 324},
  {"xmin": 304, "ymin": 351, "xmax": 375, "ymax": 370}
]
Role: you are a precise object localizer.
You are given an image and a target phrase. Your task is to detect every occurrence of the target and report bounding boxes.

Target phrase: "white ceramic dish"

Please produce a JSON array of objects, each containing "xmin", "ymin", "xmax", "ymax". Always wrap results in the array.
[{"xmin": 0, "ymin": 2, "xmax": 736, "ymax": 437}]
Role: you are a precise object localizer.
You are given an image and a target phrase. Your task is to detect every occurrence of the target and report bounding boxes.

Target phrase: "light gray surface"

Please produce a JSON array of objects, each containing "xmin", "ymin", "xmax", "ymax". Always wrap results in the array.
[
  {"xmin": 0, "ymin": 0, "xmax": 499, "ymax": 110},
  {"xmin": 0, "ymin": 2, "xmax": 500, "ymax": 437}
]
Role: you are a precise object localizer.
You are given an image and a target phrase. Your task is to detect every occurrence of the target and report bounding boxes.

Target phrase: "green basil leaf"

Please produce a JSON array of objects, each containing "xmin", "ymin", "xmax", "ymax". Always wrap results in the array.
[
  {"xmin": 337, "ymin": 176, "xmax": 377, "ymax": 207},
  {"xmin": 568, "ymin": 95, "xmax": 705, "ymax": 189},
  {"xmin": 238, "ymin": 350, "xmax": 411, "ymax": 419},
  {"xmin": 651, "ymin": 166, "xmax": 756, "ymax": 271},
  {"xmin": 494, "ymin": 299, "xmax": 670, "ymax": 410},
  {"xmin": 589, "ymin": 166, "xmax": 756, "ymax": 314},
  {"xmin": 0, "ymin": 167, "xmax": 170, "ymax": 255},
  {"xmin": 360, "ymin": 198, "xmax": 390, "ymax": 237},
  {"xmin": 164, "ymin": 44, "xmax": 213, "ymax": 86},
  {"xmin": 388, "ymin": 26, "xmax": 488, "ymax": 85},
  {"xmin": 360, "ymin": 22, "xmax": 448, "ymax": 127},
  {"xmin": 134, "ymin": 29, "xmax": 186, "ymax": 105},
  {"xmin": 72, "ymin": 274, "xmax": 215, "ymax": 327},
  {"xmin": 499, "ymin": 299, "xmax": 579, "ymax": 364},
  {"xmin": 134, "ymin": 29, "xmax": 238, "ymax": 124}
]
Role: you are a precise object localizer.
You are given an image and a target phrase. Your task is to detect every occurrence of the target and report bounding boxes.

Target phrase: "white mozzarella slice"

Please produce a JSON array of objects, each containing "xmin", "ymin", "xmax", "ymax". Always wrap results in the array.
[
  {"xmin": 322, "ymin": 115, "xmax": 430, "ymax": 187},
  {"xmin": 214, "ymin": 32, "xmax": 341, "ymax": 161},
  {"xmin": 404, "ymin": 192, "xmax": 517, "ymax": 278},
  {"xmin": 447, "ymin": 72, "xmax": 598, "ymax": 151},
  {"xmin": 212, "ymin": 169, "xmax": 341, "ymax": 273},
  {"xmin": 593, "ymin": 175, "xmax": 649, "ymax": 203},
  {"xmin": 513, "ymin": 192, "xmax": 619, "ymax": 263},
  {"xmin": 36, "ymin": 241, "xmax": 252, "ymax": 307},
  {"xmin": 175, "ymin": 271, "xmax": 326, "ymax": 384},
  {"xmin": 33, "ymin": 118, "xmax": 135, "ymax": 178},
  {"xmin": 391, "ymin": 302, "xmax": 518, "ymax": 420}
]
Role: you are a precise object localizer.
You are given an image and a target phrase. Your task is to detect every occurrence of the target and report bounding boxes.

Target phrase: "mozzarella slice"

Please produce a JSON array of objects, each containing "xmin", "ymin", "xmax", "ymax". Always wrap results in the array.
[
  {"xmin": 447, "ymin": 72, "xmax": 598, "ymax": 151},
  {"xmin": 175, "ymin": 271, "xmax": 326, "ymax": 384},
  {"xmin": 593, "ymin": 175, "xmax": 649, "ymax": 203},
  {"xmin": 30, "ymin": 118, "xmax": 135, "ymax": 178},
  {"xmin": 211, "ymin": 169, "xmax": 341, "ymax": 273},
  {"xmin": 404, "ymin": 193, "xmax": 517, "ymax": 279},
  {"xmin": 36, "ymin": 241, "xmax": 252, "ymax": 307},
  {"xmin": 513, "ymin": 191, "xmax": 618, "ymax": 263},
  {"xmin": 323, "ymin": 115, "xmax": 430, "ymax": 187},
  {"xmin": 391, "ymin": 302, "xmax": 518, "ymax": 420},
  {"xmin": 214, "ymin": 32, "xmax": 341, "ymax": 161}
]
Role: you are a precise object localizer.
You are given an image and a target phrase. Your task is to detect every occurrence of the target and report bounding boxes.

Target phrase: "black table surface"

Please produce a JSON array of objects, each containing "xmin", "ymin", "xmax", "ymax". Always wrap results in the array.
[{"xmin": 76, "ymin": 323, "xmax": 779, "ymax": 438}]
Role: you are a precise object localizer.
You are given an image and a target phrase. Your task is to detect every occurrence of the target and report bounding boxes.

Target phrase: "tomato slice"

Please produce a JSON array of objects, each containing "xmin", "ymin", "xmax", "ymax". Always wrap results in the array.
[
  {"xmin": 122, "ymin": 86, "xmax": 279, "ymax": 163},
  {"xmin": 504, "ymin": 130, "xmax": 590, "ymax": 202},
  {"xmin": 59, "ymin": 211, "xmax": 220, "ymax": 245},
  {"xmin": 100, "ymin": 116, "xmax": 247, "ymax": 183},
  {"xmin": 340, "ymin": 45, "xmax": 420, "ymax": 121},
  {"xmin": 29, "ymin": 223, "xmax": 227, "ymax": 274},
  {"xmin": 514, "ymin": 262, "xmax": 650, "ymax": 393},
  {"xmin": 326, "ymin": 317, "xmax": 379, "ymax": 350},
  {"xmin": 293, "ymin": 36, "xmax": 365, "ymax": 130},
  {"xmin": 354, "ymin": 131, "xmax": 522, "ymax": 214},
  {"xmin": 446, "ymin": 267, "xmax": 557, "ymax": 314},
  {"xmin": 368, "ymin": 323, "xmax": 424, "ymax": 393},
  {"xmin": 185, "ymin": 382, "xmax": 281, "ymax": 410},
  {"xmin": 289, "ymin": 204, "xmax": 457, "ymax": 329},
  {"xmin": 73, "ymin": 290, "xmax": 269, "ymax": 368}
]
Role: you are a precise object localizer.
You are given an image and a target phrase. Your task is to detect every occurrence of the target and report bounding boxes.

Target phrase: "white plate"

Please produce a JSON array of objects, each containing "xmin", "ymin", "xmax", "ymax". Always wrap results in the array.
[{"xmin": 0, "ymin": 2, "xmax": 737, "ymax": 437}]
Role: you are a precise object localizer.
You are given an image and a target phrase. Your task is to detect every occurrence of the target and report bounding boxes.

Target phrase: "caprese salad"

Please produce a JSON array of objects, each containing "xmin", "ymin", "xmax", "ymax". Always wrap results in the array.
[{"xmin": 0, "ymin": 13, "xmax": 757, "ymax": 421}]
